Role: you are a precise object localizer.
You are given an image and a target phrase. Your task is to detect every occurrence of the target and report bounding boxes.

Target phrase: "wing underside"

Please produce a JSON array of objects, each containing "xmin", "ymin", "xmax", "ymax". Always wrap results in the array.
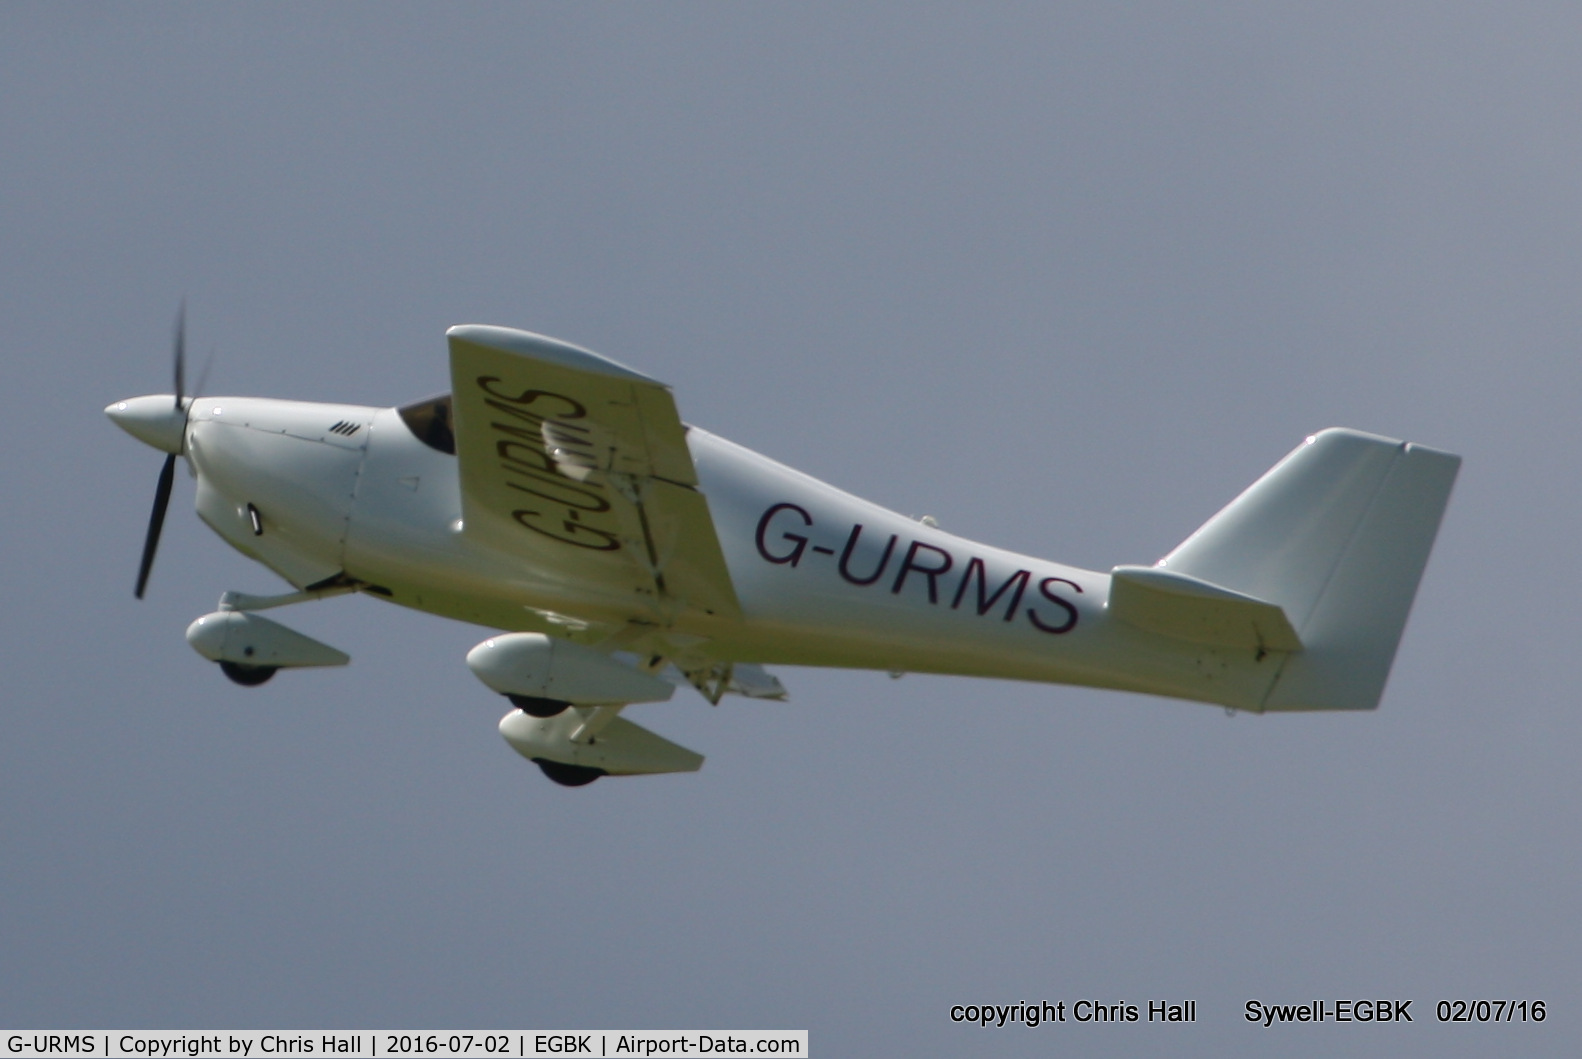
[{"xmin": 447, "ymin": 325, "xmax": 741, "ymax": 622}]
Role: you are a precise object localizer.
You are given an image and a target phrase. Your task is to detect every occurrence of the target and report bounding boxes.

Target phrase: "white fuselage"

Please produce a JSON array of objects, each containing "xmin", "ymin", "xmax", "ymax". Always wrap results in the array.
[{"xmin": 182, "ymin": 395, "xmax": 1283, "ymax": 710}]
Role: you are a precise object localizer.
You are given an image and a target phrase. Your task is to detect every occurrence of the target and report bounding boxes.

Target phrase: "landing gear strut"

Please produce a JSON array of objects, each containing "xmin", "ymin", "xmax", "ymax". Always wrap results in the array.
[{"xmin": 533, "ymin": 758, "xmax": 606, "ymax": 787}]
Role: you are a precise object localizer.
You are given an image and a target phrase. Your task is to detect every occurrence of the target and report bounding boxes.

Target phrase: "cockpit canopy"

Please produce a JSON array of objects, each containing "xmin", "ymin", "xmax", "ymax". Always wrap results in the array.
[{"xmin": 398, "ymin": 394, "xmax": 454, "ymax": 454}]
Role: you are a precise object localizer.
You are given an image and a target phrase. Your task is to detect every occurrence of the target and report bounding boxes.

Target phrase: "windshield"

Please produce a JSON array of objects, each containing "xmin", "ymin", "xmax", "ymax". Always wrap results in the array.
[{"xmin": 397, "ymin": 394, "xmax": 455, "ymax": 454}]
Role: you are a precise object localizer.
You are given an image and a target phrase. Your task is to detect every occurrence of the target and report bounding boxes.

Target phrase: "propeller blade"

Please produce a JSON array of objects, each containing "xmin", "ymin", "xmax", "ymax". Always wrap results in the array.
[
  {"xmin": 135, "ymin": 453, "xmax": 177, "ymax": 599},
  {"xmin": 172, "ymin": 300, "xmax": 187, "ymax": 410}
]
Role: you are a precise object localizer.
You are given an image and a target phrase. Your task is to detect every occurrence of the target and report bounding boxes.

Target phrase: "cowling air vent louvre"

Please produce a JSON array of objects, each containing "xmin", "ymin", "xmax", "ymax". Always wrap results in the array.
[{"xmin": 328, "ymin": 420, "xmax": 361, "ymax": 437}]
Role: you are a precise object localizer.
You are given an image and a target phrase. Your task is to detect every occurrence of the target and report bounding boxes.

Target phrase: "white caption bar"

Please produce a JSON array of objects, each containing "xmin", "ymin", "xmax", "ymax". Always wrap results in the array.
[{"xmin": 5, "ymin": 1033, "xmax": 807, "ymax": 1059}]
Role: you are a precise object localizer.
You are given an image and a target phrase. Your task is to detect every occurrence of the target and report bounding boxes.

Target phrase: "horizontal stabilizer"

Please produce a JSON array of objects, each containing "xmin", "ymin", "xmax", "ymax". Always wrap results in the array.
[
  {"xmin": 1108, "ymin": 566, "xmax": 1301, "ymax": 652},
  {"xmin": 499, "ymin": 708, "xmax": 703, "ymax": 776},
  {"xmin": 728, "ymin": 662, "xmax": 789, "ymax": 700}
]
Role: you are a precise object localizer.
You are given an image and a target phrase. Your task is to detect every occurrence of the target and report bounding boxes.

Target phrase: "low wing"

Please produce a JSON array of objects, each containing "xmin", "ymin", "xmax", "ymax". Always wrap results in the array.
[{"xmin": 447, "ymin": 325, "xmax": 741, "ymax": 621}]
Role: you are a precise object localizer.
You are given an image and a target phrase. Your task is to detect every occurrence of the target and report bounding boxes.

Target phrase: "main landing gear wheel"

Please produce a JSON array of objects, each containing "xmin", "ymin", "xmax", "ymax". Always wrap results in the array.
[
  {"xmin": 533, "ymin": 759, "xmax": 606, "ymax": 787},
  {"xmin": 508, "ymin": 694, "xmax": 571, "ymax": 718},
  {"xmin": 219, "ymin": 661, "xmax": 278, "ymax": 686}
]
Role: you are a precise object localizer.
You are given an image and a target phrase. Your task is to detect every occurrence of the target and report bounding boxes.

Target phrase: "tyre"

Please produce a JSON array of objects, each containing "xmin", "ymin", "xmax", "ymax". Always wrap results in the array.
[
  {"xmin": 533, "ymin": 759, "xmax": 605, "ymax": 787},
  {"xmin": 220, "ymin": 661, "xmax": 278, "ymax": 686},
  {"xmin": 508, "ymin": 694, "xmax": 571, "ymax": 718}
]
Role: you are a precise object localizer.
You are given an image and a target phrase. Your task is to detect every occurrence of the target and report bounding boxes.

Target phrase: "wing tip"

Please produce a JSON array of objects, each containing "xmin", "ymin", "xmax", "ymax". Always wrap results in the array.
[{"xmin": 447, "ymin": 325, "xmax": 661, "ymax": 385}]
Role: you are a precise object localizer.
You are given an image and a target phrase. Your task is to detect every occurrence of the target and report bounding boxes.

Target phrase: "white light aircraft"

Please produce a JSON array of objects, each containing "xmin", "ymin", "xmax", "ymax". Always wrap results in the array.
[{"xmin": 108, "ymin": 318, "xmax": 1460, "ymax": 786}]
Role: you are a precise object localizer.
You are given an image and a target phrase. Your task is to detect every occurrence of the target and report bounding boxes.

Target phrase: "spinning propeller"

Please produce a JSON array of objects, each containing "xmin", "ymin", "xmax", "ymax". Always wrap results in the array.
[{"xmin": 105, "ymin": 303, "xmax": 196, "ymax": 598}]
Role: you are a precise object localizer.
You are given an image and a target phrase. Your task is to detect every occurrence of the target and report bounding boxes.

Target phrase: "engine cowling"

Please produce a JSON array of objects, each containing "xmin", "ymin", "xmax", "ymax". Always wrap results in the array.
[{"xmin": 466, "ymin": 633, "xmax": 675, "ymax": 706}]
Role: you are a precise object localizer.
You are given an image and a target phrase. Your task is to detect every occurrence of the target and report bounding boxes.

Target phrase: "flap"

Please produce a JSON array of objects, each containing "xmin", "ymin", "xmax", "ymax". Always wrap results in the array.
[
  {"xmin": 1108, "ymin": 565, "xmax": 1302, "ymax": 652},
  {"xmin": 448, "ymin": 326, "xmax": 741, "ymax": 621}
]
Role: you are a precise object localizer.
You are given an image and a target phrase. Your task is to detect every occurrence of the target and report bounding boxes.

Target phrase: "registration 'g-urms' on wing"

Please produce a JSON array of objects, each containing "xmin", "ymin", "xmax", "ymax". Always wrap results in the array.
[{"xmin": 446, "ymin": 325, "xmax": 741, "ymax": 623}]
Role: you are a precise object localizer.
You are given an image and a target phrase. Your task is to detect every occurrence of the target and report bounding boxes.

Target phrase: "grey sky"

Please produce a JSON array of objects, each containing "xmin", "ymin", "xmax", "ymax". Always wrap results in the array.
[{"xmin": 2, "ymin": 4, "xmax": 1578, "ymax": 1055}]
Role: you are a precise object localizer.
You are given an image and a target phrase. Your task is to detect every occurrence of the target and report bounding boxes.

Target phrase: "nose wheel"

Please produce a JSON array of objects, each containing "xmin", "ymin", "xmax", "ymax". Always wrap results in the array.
[{"xmin": 219, "ymin": 661, "xmax": 278, "ymax": 686}]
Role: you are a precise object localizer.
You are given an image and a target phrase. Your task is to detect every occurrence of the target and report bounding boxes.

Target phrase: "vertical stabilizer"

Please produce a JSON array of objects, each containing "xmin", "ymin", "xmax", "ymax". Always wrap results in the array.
[{"xmin": 1158, "ymin": 429, "xmax": 1459, "ymax": 710}]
